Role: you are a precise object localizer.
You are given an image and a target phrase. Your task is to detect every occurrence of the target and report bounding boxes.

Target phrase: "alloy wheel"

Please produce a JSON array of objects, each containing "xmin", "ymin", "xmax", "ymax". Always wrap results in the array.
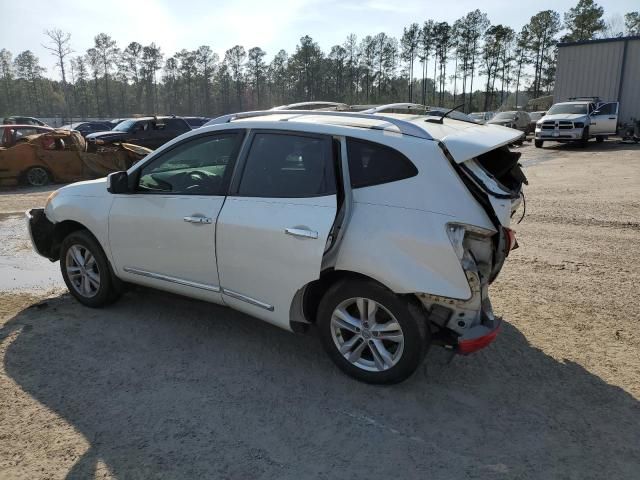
[
  {"xmin": 26, "ymin": 167, "xmax": 49, "ymax": 186},
  {"xmin": 65, "ymin": 244, "xmax": 101, "ymax": 298},
  {"xmin": 330, "ymin": 297, "xmax": 405, "ymax": 372}
]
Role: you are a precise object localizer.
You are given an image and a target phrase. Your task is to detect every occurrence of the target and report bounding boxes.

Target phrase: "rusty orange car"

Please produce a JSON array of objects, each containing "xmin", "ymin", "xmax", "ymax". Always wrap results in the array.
[{"xmin": 0, "ymin": 129, "xmax": 151, "ymax": 186}]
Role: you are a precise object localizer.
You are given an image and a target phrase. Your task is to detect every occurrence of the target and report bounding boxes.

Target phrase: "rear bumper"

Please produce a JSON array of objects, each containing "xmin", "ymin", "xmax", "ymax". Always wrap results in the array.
[
  {"xmin": 457, "ymin": 316, "xmax": 501, "ymax": 354},
  {"xmin": 26, "ymin": 208, "xmax": 56, "ymax": 260}
]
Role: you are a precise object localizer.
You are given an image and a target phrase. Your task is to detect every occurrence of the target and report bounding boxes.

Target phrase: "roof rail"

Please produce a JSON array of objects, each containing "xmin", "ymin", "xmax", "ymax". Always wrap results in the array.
[
  {"xmin": 272, "ymin": 101, "xmax": 349, "ymax": 111},
  {"xmin": 362, "ymin": 103, "xmax": 427, "ymax": 113},
  {"xmin": 206, "ymin": 110, "xmax": 433, "ymax": 140}
]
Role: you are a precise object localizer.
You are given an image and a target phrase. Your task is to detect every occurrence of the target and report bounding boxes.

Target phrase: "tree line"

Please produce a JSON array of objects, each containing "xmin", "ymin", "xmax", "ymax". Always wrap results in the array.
[{"xmin": 1, "ymin": 1, "xmax": 638, "ymax": 120}]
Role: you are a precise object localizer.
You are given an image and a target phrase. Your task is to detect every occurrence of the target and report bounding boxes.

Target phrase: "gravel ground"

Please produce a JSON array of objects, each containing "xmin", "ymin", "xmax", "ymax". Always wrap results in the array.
[{"xmin": 0, "ymin": 140, "xmax": 639, "ymax": 479}]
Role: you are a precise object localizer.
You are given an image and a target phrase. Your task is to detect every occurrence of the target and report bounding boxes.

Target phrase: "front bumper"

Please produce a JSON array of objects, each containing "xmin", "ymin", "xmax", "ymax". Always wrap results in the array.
[
  {"xmin": 535, "ymin": 127, "xmax": 583, "ymax": 140},
  {"xmin": 26, "ymin": 208, "xmax": 56, "ymax": 260}
]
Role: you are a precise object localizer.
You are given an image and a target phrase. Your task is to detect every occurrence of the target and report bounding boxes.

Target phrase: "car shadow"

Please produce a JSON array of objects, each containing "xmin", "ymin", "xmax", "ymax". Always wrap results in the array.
[
  {"xmin": 2, "ymin": 290, "xmax": 639, "ymax": 479},
  {"xmin": 541, "ymin": 139, "xmax": 640, "ymax": 152}
]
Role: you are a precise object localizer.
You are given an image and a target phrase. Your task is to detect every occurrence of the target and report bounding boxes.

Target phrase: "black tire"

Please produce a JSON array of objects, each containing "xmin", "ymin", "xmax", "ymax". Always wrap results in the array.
[
  {"xmin": 24, "ymin": 166, "xmax": 51, "ymax": 187},
  {"xmin": 59, "ymin": 230, "xmax": 122, "ymax": 307},
  {"xmin": 317, "ymin": 279, "xmax": 429, "ymax": 384},
  {"xmin": 596, "ymin": 135, "xmax": 605, "ymax": 143},
  {"xmin": 579, "ymin": 128, "xmax": 590, "ymax": 148},
  {"xmin": 534, "ymin": 139, "xmax": 544, "ymax": 148}
]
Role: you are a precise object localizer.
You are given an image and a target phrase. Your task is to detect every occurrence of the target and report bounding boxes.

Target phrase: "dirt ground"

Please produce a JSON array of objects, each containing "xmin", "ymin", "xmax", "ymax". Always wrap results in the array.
[{"xmin": 0, "ymin": 140, "xmax": 639, "ymax": 479}]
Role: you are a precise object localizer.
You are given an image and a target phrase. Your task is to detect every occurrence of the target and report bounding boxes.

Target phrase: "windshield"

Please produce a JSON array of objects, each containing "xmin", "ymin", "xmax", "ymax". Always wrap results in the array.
[
  {"xmin": 494, "ymin": 112, "xmax": 516, "ymax": 120},
  {"xmin": 547, "ymin": 103, "xmax": 588, "ymax": 115},
  {"xmin": 469, "ymin": 113, "xmax": 483, "ymax": 119},
  {"xmin": 113, "ymin": 119, "xmax": 136, "ymax": 132}
]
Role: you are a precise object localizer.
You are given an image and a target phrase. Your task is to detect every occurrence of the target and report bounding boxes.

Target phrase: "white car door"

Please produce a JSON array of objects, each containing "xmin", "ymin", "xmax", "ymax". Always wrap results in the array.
[
  {"xmin": 591, "ymin": 102, "xmax": 619, "ymax": 135},
  {"xmin": 108, "ymin": 131, "xmax": 245, "ymax": 302},
  {"xmin": 216, "ymin": 131, "xmax": 338, "ymax": 329}
]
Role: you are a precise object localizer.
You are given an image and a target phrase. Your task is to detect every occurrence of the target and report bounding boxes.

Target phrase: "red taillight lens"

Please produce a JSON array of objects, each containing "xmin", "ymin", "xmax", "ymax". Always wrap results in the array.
[{"xmin": 503, "ymin": 227, "xmax": 518, "ymax": 255}]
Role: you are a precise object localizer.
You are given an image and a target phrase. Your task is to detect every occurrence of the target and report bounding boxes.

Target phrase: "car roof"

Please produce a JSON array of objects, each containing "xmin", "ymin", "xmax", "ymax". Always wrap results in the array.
[{"xmin": 197, "ymin": 111, "xmax": 522, "ymax": 163}]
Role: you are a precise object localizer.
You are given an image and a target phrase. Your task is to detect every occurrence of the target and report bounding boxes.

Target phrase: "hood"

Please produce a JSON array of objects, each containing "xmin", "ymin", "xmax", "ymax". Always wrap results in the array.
[
  {"xmin": 539, "ymin": 113, "xmax": 587, "ymax": 122},
  {"xmin": 58, "ymin": 177, "xmax": 108, "ymax": 196},
  {"xmin": 435, "ymin": 123, "xmax": 523, "ymax": 163},
  {"xmin": 86, "ymin": 131, "xmax": 127, "ymax": 141}
]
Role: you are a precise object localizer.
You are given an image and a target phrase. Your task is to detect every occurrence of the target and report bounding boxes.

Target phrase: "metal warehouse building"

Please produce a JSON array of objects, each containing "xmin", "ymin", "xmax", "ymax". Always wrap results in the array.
[{"xmin": 554, "ymin": 36, "xmax": 640, "ymax": 124}]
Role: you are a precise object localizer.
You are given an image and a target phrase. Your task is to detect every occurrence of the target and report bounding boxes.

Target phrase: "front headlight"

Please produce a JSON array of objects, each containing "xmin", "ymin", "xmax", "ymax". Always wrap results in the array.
[
  {"xmin": 574, "ymin": 122, "xmax": 584, "ymax": 128},
  {"xmin": 536, "ymin": 121, "xmax": 543, "ymax": 127}
]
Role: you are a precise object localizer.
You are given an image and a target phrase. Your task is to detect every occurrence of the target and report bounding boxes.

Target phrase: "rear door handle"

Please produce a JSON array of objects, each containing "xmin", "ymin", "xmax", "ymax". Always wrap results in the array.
[
  {"xmin": 285, "ymin": 227, "xmax": 318, "ymax": 239},
  {"xmin": 184, "ymin": 215, "xmax": 212, "ymax": 224}
]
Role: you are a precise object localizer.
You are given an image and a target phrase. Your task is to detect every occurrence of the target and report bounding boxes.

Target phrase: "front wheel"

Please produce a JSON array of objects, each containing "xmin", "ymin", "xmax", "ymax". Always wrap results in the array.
[
  {"xmin": 535, "ymin": 139, "xmax": 544, "ymax": 148},
  {"xmin": 317, "ymin": 279, "xmax": 429, "ymax": 384},
  {"xmin": 60, "ymin": 230, "xmax": 121, "ymax": 307},
  {"xmin": 579, "ymin": 128, "xmax": 590, "ymax": 148}
]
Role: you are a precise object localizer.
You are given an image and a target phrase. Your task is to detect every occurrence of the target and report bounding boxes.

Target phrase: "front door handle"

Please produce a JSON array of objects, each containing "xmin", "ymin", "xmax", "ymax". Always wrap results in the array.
[
  {"xmin": 285, "ymin": 227, "xmax": 318, "ymax": 239},
  {"xmin": 184, "ymin": 215, "xmax": 212, "ymax": 224}
]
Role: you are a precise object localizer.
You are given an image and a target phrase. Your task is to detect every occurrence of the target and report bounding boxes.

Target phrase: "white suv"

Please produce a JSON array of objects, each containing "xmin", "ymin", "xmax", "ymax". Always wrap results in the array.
[
  {"xmin": 27, "ymin": 107, "xmax": 526, "ymax": 384},
  {"xmin": 534, "ymin": 98, "xmax": 619, "ymax": 148}
]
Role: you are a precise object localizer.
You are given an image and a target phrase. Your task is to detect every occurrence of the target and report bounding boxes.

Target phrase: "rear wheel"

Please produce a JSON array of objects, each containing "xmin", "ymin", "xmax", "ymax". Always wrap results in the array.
[
  {"xmin": 534, "ymin": 139, "xmax": 544, "ymax": 148},
  {"xmin": 317, "ymin": 279, "xmax": 429, "ymax": 384},
  {"xmin": 60, "ymin": 230, "xmax": 121, "ymax": 307},
  {"xmin": 24, "ymin": 166, "xmax": 50, "ymax": 186}
]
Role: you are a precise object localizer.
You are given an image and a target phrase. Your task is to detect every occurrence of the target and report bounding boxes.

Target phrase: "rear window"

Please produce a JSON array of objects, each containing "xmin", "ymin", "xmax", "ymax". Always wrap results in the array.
[{"xmin": 346, "ymin": 138, "xmax": 418, "ymax": 188}]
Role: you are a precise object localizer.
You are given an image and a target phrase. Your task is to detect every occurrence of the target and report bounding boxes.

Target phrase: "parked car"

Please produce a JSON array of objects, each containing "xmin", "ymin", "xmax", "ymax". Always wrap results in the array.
[
  {"xmin": 27, "ymin": 108, "xmax": 526, "ymax": 384},
  {"xmin": 528, "ymin": 111, "xmax": 547, "ymax": 133},
  {"xmin": 1, "ymin": 124, "xmax": 53, "ymax": 148},
  {"xmin": 534, "ymin": 98, "xmax": 619, "ymax": 148},
  {"xmin": 487, "ymin": 111, "xmax": 531, "ymax": 133},
  {"xmin": 60, "ymin": 121, "xmax": 114, "ymax": 137},
  {"xmin": 183, "ymin": 116, "xmax": 211, "ymax": 128},
  {"xmin": 3, "ymin": 116, "xmax": 49, "ymax": 127},
  {"xmin": 469, "ymin": 112, "xmax": 495, "ymax": 123},
  {"xmin": 107, "ymin": 118, "xmax": 128, "ymax": 129},
  {"xmin": 1, "ymin": 130, "xmax": 150, "ymax": 187},
  {"xmin": 86, "ymin": 116, "xmax": 191, "ymax": 150},
  {"xmin": 423, "ymin": 107, "xmax": 477, "ymax": 123}
]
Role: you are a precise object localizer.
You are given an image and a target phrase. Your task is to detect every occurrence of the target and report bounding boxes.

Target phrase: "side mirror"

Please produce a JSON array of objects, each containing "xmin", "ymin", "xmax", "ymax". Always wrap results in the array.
[{"xmin": 107, "ymin": 171, "xmax": 130, "ymax": 194}]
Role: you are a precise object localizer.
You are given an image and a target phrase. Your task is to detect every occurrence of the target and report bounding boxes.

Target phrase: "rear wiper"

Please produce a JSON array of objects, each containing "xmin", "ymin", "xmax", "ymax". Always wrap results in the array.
[{"xmin": 425, "ymin": 103, "xmax": 466, "ymax": 124}]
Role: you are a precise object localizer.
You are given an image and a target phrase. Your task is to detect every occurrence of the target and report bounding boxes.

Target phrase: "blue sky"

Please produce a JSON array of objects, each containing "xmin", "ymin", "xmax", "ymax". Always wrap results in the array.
[{"xmin": 2, "ymin": 0, "xmax": 637, "ymax": 79}]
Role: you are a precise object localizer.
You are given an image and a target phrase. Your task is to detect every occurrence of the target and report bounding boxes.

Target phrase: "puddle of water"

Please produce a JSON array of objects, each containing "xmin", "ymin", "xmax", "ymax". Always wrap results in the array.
[{"xmin": 0, "ymin": 216, "xmax": 65, "ymax": 292}]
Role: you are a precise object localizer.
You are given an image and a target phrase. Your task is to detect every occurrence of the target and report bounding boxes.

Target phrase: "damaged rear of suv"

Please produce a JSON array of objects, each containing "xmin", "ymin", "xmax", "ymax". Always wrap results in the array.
[{"xmin": 27, "ymin": 105, "xmax": 526, "ymax": 384}]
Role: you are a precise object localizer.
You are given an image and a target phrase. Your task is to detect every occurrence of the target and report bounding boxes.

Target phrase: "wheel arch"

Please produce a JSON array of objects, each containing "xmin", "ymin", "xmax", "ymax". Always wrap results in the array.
[
  {"xmin": 298, "ymin": 269, "xmax": 425, "ymax": 329},
  {"xmin": 50, "ymin": 220, "xmax": 95, "ymax": 261}
]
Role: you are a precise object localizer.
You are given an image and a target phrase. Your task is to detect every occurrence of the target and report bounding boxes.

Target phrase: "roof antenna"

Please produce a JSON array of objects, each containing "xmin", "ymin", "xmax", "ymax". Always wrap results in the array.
[{"xmin": 425, "ymin": 103, "xmax": 466, "ymax": 124}]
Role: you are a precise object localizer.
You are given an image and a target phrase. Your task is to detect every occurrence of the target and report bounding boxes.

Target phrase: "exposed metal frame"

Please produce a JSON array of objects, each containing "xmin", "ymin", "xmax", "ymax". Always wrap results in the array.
[{"xmin": 207, "ymin": 110, "xmax": 433, "ymax": 140}]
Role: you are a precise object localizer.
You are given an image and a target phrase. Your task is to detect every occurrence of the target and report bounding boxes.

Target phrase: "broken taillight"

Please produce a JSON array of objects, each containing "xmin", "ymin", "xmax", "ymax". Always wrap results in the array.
[{"xmin": 503, "ymin": 227, "xmax": 518, "ymax": 255}]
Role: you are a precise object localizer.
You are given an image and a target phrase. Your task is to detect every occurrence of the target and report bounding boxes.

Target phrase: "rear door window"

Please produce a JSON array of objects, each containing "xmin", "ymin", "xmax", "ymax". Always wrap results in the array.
[
  {"xmin": 237, "ymin": 132, "xmax": 335, "ymax": 198},
  {"xmin": 346, "ymin": 138, "xmax": 418, "ymax": 188}
]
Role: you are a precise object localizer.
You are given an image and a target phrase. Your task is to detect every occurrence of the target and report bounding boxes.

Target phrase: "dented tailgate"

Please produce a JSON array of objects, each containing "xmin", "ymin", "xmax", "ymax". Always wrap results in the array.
[{"xmin": 439, "ymin": 124, "xmax": 523, "ymax": 163}]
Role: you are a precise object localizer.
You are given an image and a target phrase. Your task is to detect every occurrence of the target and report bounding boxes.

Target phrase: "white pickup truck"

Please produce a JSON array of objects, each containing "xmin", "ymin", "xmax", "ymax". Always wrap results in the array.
[{"xmin": 534, "ymin": 98, "xmax": 619, "ymax": 148}]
